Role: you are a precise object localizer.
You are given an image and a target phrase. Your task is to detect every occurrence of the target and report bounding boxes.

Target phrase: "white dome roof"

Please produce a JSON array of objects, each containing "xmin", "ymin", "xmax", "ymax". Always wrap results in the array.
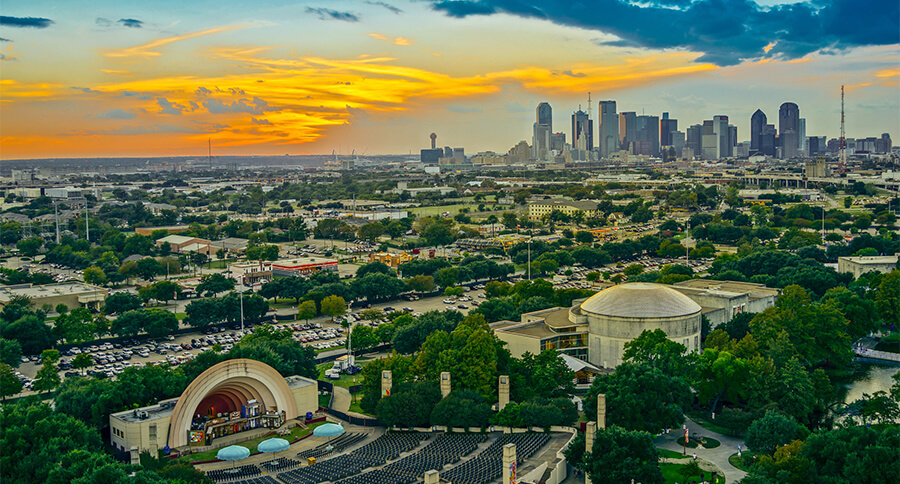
[{"xmin": 580, "ymin": 283, "xmax": 701, "ymax": 319}]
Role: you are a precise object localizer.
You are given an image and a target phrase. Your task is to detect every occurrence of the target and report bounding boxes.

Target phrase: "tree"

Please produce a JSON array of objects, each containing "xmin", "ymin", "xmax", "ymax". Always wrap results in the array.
[
  {"xmin": 749, "ymin": 285, "xmax": 852, "ymax": 367},
  {"xmin": 184, "ymin": 298, "xmax": 226, "ymax": 330},
  {"xmin": 72, "ymin": 352, "xmax": 93, "ymax": 376},
  {"xmin": 2, "ymin": 315, "xmax": 55, "ymax": 356},
  {"xmin": 135, "ymin": 257, "xmax": 162, "ymax": 280},
  {"xmin": 0, "ymin": 363, "xmax": 23, "ymax": 400},
  {"xmin": 821, "ymin": 286, "xmax": 882, "ymax": 338},
  {"xmin": 321, "ymin": 295, "xmax": 347, "ymax": 322},
  {"xmin": 103, "ymin": 292, "xmax": 143, "ymax": 315},
  {"xmin": 746, "ymin": 411, "xmax": 801, "ymax": 454},
  {"xmin": 350, "ymin": 325, "xmax": 378, "ymax": 351},
  {"xmin": 430, "ymin": 389, "xmax": 493, "ymax": 428},
  {"xmin": 435, "ymin": 267, "xmax": 460, "ymax": 288},
  {"xmin": 33, "ymin": 359, "xmax": 61, "ymax": 394},
  {"xmin": 874, "ymin": 270, "xmax": 899, "ymax": 327},
  {"xmin": 623, "ymin": 264, "xmax": 644, "ymax": 277},
  {"xmin": 297, "ymin": 300, "xmax": 317, "ymax": 322},
  {"xmin": 356, "ymin": 261, "xmax": 392, "ymax": 278},
  {"xmin": 196, "ymin": 273, "xmax": 235, "ymax": 297},
  {"xmin": 150, "ymin": 280, "xmax": 182, "ymax": 304},
  {"xmin": 0, "ymin": 338, "xmax": 22, "ymax": 367},
  {"xmin": 565, "ymin": 426, "xmax": 663, "ymax": 484},
  {"xmin": 405, "ymin": 274, "xmax": 435, "ymax": 293},
  {"xmin": 622, "ymin": 329, "xmax": 694, "ymax": 377},
  {"xmin": 801, "ymin": 425, "xmax": 899, "ymax": 484},
  {"xmin": 586, "ymin": 362, "xmax": 692, "ymax": 434},
  {"xmin": 376, "ymin": 381, "xmax": 441, "ymax": 428},
  {"xmin": 351, "ymin": 273, "xmax": 407, "ymax": 303},
  {"xmin": 82, "ymin": 266, "xmax": 107, "ymax": 285},
  {"xmin": 357, "ymin": 222, "xmax": 386, "ymax": 242},
  {"xmin": 509, "ymin": 349, "xmax": 575, "ymax": 402},
  {"xmin": 16, "ymin": 237, "xmax": 43, "ymax": 257},
  {"xmin": 52, "ymin": 308, "xmax": 95, "ymax": 344},
  {"xmin": 575, "ymin": 231, "xmax": 594, "ymax": 244}
]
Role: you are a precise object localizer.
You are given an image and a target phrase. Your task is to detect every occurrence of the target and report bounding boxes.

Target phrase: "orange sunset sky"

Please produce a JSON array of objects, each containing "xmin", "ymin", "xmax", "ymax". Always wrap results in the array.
[{"xmin": 1, "ymin": 0, "xmax": 898, "ymax": 159}]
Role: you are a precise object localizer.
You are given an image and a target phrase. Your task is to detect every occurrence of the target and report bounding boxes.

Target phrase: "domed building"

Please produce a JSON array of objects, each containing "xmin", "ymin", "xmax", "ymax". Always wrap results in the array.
[
  {"xmin": 492, "ymin": 282, "xmax": 708, "ymax": 369},
  {"xmin": 571, "ymin": 283, "xmax": 701, "ymax": 368}
]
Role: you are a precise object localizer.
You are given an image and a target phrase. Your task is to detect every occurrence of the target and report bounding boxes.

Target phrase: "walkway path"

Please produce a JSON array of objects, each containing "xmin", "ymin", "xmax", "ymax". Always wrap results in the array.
[
  {"xmin": 653, "ymin": 418, "xmax": 747, "ymax": 483},
  {"xmin": 331, "ymin": 386, "xmax": 352, "ymax": 414}
]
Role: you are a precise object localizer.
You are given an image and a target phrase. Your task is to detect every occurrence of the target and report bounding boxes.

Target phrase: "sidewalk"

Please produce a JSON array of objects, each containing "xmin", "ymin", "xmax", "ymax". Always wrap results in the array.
[{"xmin": 653, "ymin": 418, "xmax": 746, "ymax": 483}]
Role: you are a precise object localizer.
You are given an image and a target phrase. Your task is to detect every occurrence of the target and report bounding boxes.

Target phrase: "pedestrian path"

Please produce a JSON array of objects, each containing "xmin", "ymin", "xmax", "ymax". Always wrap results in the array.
[
  {"xmin": 331, "ymin": 386, "xmax": 351, "ymax": 414},
  {"xmin": 653, "ymin": 418, "xmax": 746, "ymax": 483}
]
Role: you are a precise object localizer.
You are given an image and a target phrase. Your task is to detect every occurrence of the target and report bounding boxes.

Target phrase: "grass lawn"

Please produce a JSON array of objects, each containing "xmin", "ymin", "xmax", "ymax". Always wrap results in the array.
[
  {"xmin": 688, "ymin": 413, "xmax": 745, "ymax": 438},
  {"xmin": 181, "ymin": 421, "xmax": 325, "ymax": 464},
  {"xmin": 660, "ymin": 462, "xmax": 725, "ymax": 484},
  {"xmin": 348, "ymin": 400, "xmax": 369, "ymax": 416},
  {"xmin": 409, "ymin": 204, "xmax": 479, "ymax": 218},
  {"xmin": 658, "ymin": 448, "xmax": 690, "ymax": 459},
  {"xmin": 729, "ymin": 452, "xmax": 761, "ymax": 472},
  {"xmin": 174, "ymin": 313, "xmax": 186, "ymax": 321},
  {"xmin": 316, "ymin": 362, "xmax": 364, "ymax": 389}
]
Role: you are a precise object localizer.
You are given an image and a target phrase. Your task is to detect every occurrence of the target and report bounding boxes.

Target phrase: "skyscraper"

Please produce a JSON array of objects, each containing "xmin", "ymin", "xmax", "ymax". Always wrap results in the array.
[
  {"xmin": 598, "ymin": 100, "xmax": 618, "ymax": 159},
  {"xmin": 634, "ymin": 115, "xmax": 660, "ymax": 157},
  {"xmin": 571, "ymin": 108, "xmax": 593, "ymax": 153},
  {"xmin": 686, "ymin": 124, "xmax": 703, "ymax": 158},
  {"xmin": 619, "ymin": 112, "xmax": 636, "ymax": 152},
  {"xmin": 799, "ymin": 118, "xmax": 806, "ymax": 154},
  {"xmin": 660, "ymin": 112, "xmax": 678, "ymax": 149},
  {"xmin": 779, "ymin": 102, "xmax": 800, "ymax": 158},
  {"xmin": 750, "ymin": 109, "xmax": 766, "ymax": 153},
  {"xmin": 536, "ymin": 102, "xmax": 552, "ymax": 132},
  {"xmin": 532, "ymin": 123, "xmax": 551, "ymax": 160}
]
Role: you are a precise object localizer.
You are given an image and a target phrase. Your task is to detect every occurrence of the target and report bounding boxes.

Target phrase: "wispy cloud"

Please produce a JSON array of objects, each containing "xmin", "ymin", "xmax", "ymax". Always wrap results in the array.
[
  {"xmin": 96, "ymin": 108, "xmax": 137, "ymax": 119},
  {"xmin": 102, "ymin": 25, "xmax": 245, "ymax": 59},
  {"xmin": 305, "ymin": 7, "xmax": 360, "ymax": 22},
  {"xmin": 0, "ymin": 38, "xmax": 12, "ymax": 43},
  {"xmin": 366, "ymin": 1, "xmax": 403, "ymax": 14},
  {"xmin": 0, "ymin": 16, "xmax": 54, "ymax": 29},
  {"xmin": 118, "ymin": 18, "xmax": 143, "ymax": 28},
  {"xmin": 366, "ymin": 33, "xmax": 414, "ymax": 46}
]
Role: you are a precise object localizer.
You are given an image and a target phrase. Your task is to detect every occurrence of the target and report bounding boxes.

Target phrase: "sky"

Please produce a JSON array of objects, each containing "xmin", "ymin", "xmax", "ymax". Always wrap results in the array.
[{"xmin": 1, "ymin": 0, "xmax": 898, "ymax": 160}]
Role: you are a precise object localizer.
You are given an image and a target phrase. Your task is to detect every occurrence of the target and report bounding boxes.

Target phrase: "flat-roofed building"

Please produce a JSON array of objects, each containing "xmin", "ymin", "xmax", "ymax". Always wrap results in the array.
[
  {"xmin": 227, "ymin": 262, "xmax": 274, "ymax": 286},
  {"xmin": 271, "ymin": 257, "xmax": 338, "ymax": 277},
  {"xmin": 838, "ymin": 256, "xmax": 898, "ymax": 279},
  {"xmin": 369, "ymin": 252, "xmax": 414, "ymax": 268},
  {"xmin": 155, "ymin": 235, "xmax": 211, "ymax": 253},
  {"xmin": 0, "ymin": 282, "xmax": 108, "ymax": 311},
  {"xmin": 135, "ymin": 225, "xmax": 190, "ymax": 236},
  {"xmin": 672, "ymin": 279, "xmax": 780, "ymax": 327},
  {"xmin": 527, "ymin": 199, "xmax": 599, "ymax": 222}
]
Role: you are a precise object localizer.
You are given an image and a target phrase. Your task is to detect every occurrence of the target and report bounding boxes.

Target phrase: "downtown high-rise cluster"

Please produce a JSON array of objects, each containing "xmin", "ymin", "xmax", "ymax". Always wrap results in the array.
[{"xmin": 528, "ymin": 99, "xmax": 893, "ymax": 163}]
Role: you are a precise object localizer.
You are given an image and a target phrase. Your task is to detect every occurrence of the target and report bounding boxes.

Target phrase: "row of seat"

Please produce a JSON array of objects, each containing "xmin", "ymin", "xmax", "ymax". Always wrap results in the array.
[
  {"xmin": 296, "ymin": 432, "xmax": 368, "ymax": 460},
  {"xmin": 207, "ymin": 464, "xmax": 262, "ymax": 483},
  {"xmin": 225, "ymin": 477, "xmax": 280, "ymax": 484},
  {"xmin": 260, "ymin": 458, "xmax": 301, "ymax": 472}
]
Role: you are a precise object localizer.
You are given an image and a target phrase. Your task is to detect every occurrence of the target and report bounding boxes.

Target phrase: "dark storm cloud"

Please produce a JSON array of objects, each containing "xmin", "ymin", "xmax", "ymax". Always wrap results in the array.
[
  {"xmin": 428, "ymin": 0, "xmax": 900, "ymax": 66},
  {"xmin": 0, "ymin": 16, "xmax": 54, "ymax": 28},
  {"xmin": 305, "ymin": 7, "xmax": 360, "ymax": 22},
  {"xmin": 366, "ymin": 1, "xmax": 403, "ymax": 14},
  {"xmin": 118, "ymin": 18, "xmax": 143, "ymax": 28},
  {"xmin": 0, "ymin": 38, "xmax": 12, "ymax": 42}
]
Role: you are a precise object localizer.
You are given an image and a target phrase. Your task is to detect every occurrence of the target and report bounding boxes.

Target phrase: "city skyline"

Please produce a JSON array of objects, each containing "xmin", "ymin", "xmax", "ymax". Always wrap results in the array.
[{"xmin": 1, "ymin": 0, "xmax": 898, "ymax": 159}]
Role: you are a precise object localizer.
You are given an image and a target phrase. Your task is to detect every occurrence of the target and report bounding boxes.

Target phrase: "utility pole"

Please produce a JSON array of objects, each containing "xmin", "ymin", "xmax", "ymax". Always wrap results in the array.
[
  {"xmin": 85, "ymin": 201, "xmax": 89, "ymax": 244},
  {"xmin": 54, "ymin": 201, "xmax": 60, "ymax": 244}
]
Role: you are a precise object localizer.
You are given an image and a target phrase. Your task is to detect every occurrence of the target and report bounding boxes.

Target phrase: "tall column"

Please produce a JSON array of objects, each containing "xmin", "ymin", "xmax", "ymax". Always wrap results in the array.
[
  {"xmin": 381, "ymin": 370, "xmax": 392, "ymax": 397},
  {"xmin": 584, "ymin": 421, "xmax": 597, "ymax": 484},
  {"xmin": 498, "ymin": 375, "xmax": 510, "ymax": 411},
  {"xmin": 424, "ymin": 469, "xmax": 439, "ymax": 484},
  {"xmin": 440, "ymin": 372, "xmax": 451, "ymax": 398},
  {"xmin": 502, "ymin": 443, "xmax": 517, "ymax": 484},
  {"xmin": 597, "ymin": 394, "xmax": 606, "ymax": 430}
]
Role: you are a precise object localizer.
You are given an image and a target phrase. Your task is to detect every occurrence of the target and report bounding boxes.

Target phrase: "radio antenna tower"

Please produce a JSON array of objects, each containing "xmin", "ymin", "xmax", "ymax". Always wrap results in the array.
[{"xmin": 839, "ymin": 85, "xmax": 847, "ymax": 173}]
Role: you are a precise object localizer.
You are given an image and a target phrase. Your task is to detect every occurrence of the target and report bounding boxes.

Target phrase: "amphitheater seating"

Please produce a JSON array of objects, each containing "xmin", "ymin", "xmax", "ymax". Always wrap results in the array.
[
  {"xmin": 277, "ymin": 433, "xmax": 427, "ymax": 484},
  {"xmin": 439, "ymin": 433, "xmax": 551, "ymax": 484},
  {"xmin": 296, "ymin": 432, "xmax": 368, "ymax": 460},
  {"xmin": 206, "ymin": 464, "xmax": 262, "ymax": 482}
]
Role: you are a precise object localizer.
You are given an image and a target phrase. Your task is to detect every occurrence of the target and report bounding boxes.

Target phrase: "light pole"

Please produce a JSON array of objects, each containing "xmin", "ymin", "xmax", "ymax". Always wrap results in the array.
[
  {"xmin": 527, "ymin": 237, "xmax": 532, "ymax": 281},
  {"xmin": 239, "ymin": 280, "xmax": 245, "ymax": 332}
]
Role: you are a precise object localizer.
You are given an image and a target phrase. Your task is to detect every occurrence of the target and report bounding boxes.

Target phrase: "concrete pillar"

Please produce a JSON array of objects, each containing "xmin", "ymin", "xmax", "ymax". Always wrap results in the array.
[
  {"xmin": 584, "ymin": 421, "xmax": 597, "ymax": 484},
  {"xmin": 597, "ymin": 393, "xmax": 606, "ymax": 430},
  {"xmin": 498, "ymin": 375, "xmax": 510, "ymax": 411},
  {"xmin": 381, "ymin": 370, "xmax": 392, "ymax": 397},
  {"xmin": 440, "ymin": 371, "xmax": 451, "ymax": 398},
  {"xmin": 502, "ymin": 443, "xmax": 517, "ymax": 484},
  {"xmin": 424, "ymin": 469, "xmax": 439, "ymax": 484}
]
